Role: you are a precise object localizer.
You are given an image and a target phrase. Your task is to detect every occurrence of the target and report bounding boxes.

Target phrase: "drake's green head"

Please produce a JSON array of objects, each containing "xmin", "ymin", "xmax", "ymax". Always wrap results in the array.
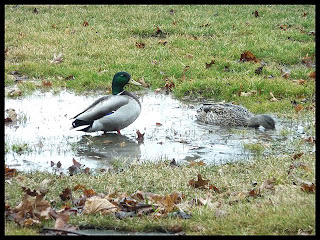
[{"xmin": 112, "ymin": 72, "xmax": 141, "ymax": 95}]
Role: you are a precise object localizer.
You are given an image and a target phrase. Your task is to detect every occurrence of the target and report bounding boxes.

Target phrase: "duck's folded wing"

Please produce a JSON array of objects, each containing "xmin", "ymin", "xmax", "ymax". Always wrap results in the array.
[{"xmin": 72, "ymin": 95, "xmax": 130, "ymax": 121}]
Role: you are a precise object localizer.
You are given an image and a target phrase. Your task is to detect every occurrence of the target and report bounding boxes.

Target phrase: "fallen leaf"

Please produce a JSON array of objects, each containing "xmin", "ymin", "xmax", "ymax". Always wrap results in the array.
[
  {"xmin": 240, "ymin": 90, "xmax": 257, "ymax": 97},
  {"xmin": 200, "ymin": 23, "xmax": 210, "ymax": 28},
  {"xmin": 137, "ymin": 76, "xmax": 150, "ymax": 87},
  {"xmin": 74, "ymin": 184, "xmax": 87, "ymax": 191},
  {"xmin": 205, "ymin": 59, "xmax": 215, "ymax": 69},
  {"xmin": 5, "ymin": 108, "xmax": 17, "ymax": 122},
  {"xmin": 136, "ymin": 130, "xmax": 145, "ymax": 141},
  {"xmin": 42, "ymin": 80, "xmax": 52, "ymax": 87},
  {"xmin": 119, "ymin": 142, "xmax": 126, "ymax": 147},
  {"xmin": 5, "ymin": 165, "xmax": 17, "ymax": 178},
  {"xmin": 59, "ymin": 188, "xmax": 72, "ymax": 201},
  {"xmin": 309, "ymin": 71, "xmax": 315, "ymax": 78},
  {"xmin": 255, "ymin": 66, "xmax": 263, "ymax": 75},
  {"xmin": 72, "ymin": 158, "xmax": 81, "ymax": 168},
  {"xmin": 278, "ymin": 24, "xmax": 291, "ymax": 30},
  {"xmin": 83, "ymin": 189, "xmax": 96, "ymax": 197},
  {"xmin": 301, "ymin": 182, "xmax": 315, "ymax": 193},
  {"xmin": 269, "ymin": 92, "xmax": 279, "ymax": 101},
  {"xmin": 65, "ymin": 75, "xmax": 75, "ymax": 81},
  {"xmin": 298, "ymin": 227, "xmax": 313, "ymax": 235},
  {"xmin": 292, "ymin": 79, "xmax": 306, "ymax": 85},
  {"xmin": 135, "ymin": 42, "xmax": 145, "ymax": 49},
  {"xmin": 57, "ymin": 161, "xmax": 62, "ymax": 168},
  {"xmin": 83, "ymin": 167, "xmax": 90, "ymax": 174},
  {"xmin": 282, "ymin": 72, "xmax": 290, "ymax": 79},
  {"xmin": 188, "ymin": 35, "xmax": 198, "ymax": 40},
  {"xmin": 189, "ymin": 174, "xmax": 210, "ymax": 189},
  {"xmin": 49, "ymin": 52, "xmax": 63, "ymax": 64},
  {"xmin": 156, "ymin": 122, "xmax": 162, "ymax": 126},
  {"xmin": 259, "ymin": 178, "xmax": 276, "ymax": 194},
  {"xmin": 240, "ymin": 51, "xmax": 260, "ymax": 63},
  {"xmin": 302, "ymin": 12, "xmax": 308, "ymax": 17},
  {"xmin": 292, "ymin": 152, "xmax": 304, "ymax": 159},
  {"xmin": 189, "ymin": 161, "xmax": 206, "ymax": 166},
  {"xmin": 103, "ymin": 140, "xmax": 113, "ymax": 144},
  {"xmin": 172, "ymin": 21, "xmax": 177, "ymax": 25},
  {"xmin": 164, "ymin": 79, "xmax": 175, "ymax": 92},
  {"xmin": 295, "ymin": 104, "xmax": 303, "ymax": 113},
  {"xmin": 308, "ymin": 30, "xmax": 315, "ymax": 36},
  {"xmin": 186, "ymin": 53, "xmax": 193, "ymax": 59},
  {"xmin": 156, "ymin": 27, "xmax": 164, "ymax": 35},
  {"xmin": 290, "ymin": 162, "xmax": 311, "ymax": 172},
  {"xmin": 253, "ymin": 10, "xmax": 259, "ymax": 17},
  {"xmin": 83, "ymin": 21, "xmax": 89, "ymax": 27},
  {"xmin": 301, "ymin": 54, "xmax": 315, "ymax": 67},
  {"xmin": 50, "ymin": 209, "xmax": 78, "ymax": 232},
  {"xmin": 305, "ymin": 136, "xmax": 315, "ymax": 143},
  {"xmin": 158, "ymin": 40, "xmax": 167, "ymax": 45}
]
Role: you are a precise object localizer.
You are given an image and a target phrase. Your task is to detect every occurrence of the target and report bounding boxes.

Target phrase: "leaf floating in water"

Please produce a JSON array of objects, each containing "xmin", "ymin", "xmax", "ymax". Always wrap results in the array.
[
  {"xmin": 56, "ymin": 161, "xmax": 62, "ymax": 168},
  {"xmin": 136, "ymin": 130, "xmax": 145, "ymax": 141}
]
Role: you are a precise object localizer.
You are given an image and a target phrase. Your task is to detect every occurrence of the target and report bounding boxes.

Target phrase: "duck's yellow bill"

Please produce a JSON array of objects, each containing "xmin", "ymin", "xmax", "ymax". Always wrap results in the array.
[{"xmin": 129, "ymin": 78, "xmax": 142, "ymax": 86}]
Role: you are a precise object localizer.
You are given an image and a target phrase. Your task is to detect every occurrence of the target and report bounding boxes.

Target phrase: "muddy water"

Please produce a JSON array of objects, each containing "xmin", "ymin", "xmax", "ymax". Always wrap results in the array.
[{"xmin": 5, "ymin": 90, "xmax": 313, "ymax": 172}]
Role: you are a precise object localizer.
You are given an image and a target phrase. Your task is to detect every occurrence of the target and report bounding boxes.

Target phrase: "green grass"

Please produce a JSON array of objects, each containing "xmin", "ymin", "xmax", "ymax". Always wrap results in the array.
[
  {"xmin": 5, "ymin": 146, "xmax": 315, "ymax": 235},
  {"xmin": 5, "ymin": 5, "xmax": 315, "ymax": 116},
  {"xmin": 5, "ymin": 4, "xmax": 315, "ymax": 236}
]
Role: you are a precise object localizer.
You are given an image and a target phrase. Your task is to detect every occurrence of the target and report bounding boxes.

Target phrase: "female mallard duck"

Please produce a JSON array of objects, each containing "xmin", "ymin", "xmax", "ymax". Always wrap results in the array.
[
  {"xmin": 196, "ymin": 103, "xmax": 275, "ymax": 129},
  {"xmin": 71, "ymin": 72, "xmax": 141, "ymax": 134}
]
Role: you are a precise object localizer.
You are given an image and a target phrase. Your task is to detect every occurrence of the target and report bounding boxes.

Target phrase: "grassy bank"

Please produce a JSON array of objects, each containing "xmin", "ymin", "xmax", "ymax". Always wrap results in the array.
[
  {"xmin": 5, "ymin": 5, "xmax": 315, "ymax": 116},
  {"xmin": 5, "ymin": 4, "xmax": 315, "ymax": 235},
  {"xmin": 5, "ymin": 144, "xmax": 315, "ymax": 235}
]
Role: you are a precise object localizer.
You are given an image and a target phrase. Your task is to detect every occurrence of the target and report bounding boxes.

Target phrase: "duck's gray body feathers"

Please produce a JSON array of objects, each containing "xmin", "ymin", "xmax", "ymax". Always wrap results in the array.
[
  {"xmin": 197, "ymin": 103, "xmax": 275, "ymax": 129},
  {"xmin": 71, "ymin": 91, "xmax": 141, "ymax": 132}
]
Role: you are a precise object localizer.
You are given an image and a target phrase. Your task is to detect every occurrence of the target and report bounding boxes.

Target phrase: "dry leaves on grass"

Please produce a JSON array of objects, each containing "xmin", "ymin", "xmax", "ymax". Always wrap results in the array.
[
  {"xmin": 189, "ymin": 161, "xmax": 206, "ymax": 166},
  {"xmin": 6, "ymin": 187, "xmax": 52, "ymax": 227}
]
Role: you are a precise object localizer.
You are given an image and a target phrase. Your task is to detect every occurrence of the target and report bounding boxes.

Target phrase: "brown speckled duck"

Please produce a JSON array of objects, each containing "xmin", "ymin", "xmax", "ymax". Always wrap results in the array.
[{"xmin": 197, "ymin": 103, "xmax": 275, "ymax": 129}]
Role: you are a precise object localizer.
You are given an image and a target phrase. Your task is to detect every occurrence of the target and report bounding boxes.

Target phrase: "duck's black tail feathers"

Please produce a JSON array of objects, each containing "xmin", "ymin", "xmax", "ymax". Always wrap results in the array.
[{"xmin": 71, "ymin": 119, "xmax": 94, "ymax": 132}]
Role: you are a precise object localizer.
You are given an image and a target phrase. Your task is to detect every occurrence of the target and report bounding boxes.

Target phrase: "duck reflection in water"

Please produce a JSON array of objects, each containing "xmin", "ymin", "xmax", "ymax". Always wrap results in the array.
[{"xmin": 75, "ymin": 133, "xmax": 141, "ymax": 167}]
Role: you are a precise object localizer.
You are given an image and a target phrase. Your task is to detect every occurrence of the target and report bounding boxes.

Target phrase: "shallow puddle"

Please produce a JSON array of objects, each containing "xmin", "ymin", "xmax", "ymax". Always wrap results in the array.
[{"xmin": 5, "ymin": 90, "xmax": 314, "ymax": 172}]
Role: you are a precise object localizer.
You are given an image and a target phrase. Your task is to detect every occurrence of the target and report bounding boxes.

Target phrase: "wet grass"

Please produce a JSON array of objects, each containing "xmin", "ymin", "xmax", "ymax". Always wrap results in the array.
[
  {"xmin": 5, "ymin": 4, "xmax": 315, "ymax": 236},
  {"xmin": 5, "ymin": 5, "xmax": 315, "ymax": 116}
]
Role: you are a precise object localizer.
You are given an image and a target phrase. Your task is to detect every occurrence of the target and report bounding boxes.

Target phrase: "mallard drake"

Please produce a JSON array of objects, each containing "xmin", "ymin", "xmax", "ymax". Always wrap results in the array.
[
  {"xmin": 71, "ymin": 72, "xmax": 142, "ymax": 134},
  {"xmin": 196, "ymin": 103, "xmax": 275, "ymax": 129}
]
